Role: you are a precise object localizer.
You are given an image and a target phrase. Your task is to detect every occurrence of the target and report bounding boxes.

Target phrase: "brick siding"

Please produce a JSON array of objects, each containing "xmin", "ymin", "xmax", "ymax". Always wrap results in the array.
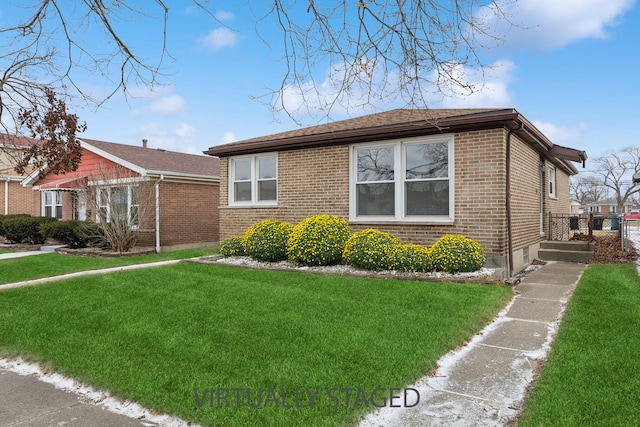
[{"xmin": 218, "ymin": 127, "xmax": 575, "ymax": 272}]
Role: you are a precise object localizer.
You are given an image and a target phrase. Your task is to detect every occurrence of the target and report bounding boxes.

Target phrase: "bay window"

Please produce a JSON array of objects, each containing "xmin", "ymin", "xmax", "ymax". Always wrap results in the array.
[{"xmin": 350, "ymin": 135, "xmax": 454, "ymax": 222}]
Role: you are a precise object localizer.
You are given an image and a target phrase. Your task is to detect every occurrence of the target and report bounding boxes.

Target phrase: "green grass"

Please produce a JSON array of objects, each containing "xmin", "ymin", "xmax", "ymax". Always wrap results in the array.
[
  {"xmin": 518, "ymin": 264, "xmax": 640, "ymax": 426},
  {"xmin": 0, "ymin": 264, "xmax": 512, "ymax": 426},
  {"xmin": 0, "ymin": 249, "xmax": 13, "ymax": 254},
  {"xmin": 0, "ymin": 247, "xmax": 217, "ymax": 284}
]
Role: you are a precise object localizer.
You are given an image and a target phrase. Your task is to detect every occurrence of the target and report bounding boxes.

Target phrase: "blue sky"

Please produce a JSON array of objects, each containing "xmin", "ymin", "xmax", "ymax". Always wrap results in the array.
[{"xmin": 2, "ymin": 1, "xmax": 638, "ymax": 163}]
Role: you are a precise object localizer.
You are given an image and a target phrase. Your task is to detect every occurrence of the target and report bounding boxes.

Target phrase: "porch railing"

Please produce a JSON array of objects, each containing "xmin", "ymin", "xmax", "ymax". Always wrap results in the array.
[{"xmin": 548, "ymin": 212, "xmax": 621, "ymax": 241}]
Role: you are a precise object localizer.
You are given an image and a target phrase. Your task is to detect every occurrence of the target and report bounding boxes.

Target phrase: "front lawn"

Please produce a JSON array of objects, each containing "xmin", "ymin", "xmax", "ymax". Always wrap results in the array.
[
  {"xmin": 518, "ymin": 264, "xmax": 640, "ymax": 426},
  {"xmin": 0, "ymin": 264, "xmax": 511, "ymax": 426},
  {"xmin": 0, "ymin": 247, "xmax": 217, "ymax": 284}
]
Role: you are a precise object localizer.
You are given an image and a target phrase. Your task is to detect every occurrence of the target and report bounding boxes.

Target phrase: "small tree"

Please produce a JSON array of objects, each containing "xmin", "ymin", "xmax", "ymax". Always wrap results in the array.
[
  {"xmin": 78, "ymin": 164, "xmax": 153, "ymax": 253},
  {"xmin": 588, "ymin": 147, "xmax": 640, "ymax": 213}
]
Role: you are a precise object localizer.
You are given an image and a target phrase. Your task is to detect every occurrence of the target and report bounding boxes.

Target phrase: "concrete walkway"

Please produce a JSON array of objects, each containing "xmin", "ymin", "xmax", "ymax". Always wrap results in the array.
[
  {"xmin": 360, "ymin": 261, "xmax": 587, "ymax": 426},
  {"xmin": 0, "ymin": 261, "xmax": 586, "ymax": 427}
]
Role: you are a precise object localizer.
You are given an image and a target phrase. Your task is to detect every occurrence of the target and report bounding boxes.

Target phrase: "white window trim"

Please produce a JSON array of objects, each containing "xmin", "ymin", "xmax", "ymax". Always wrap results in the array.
[
  {"xmin": 42, "ymin": 190, "xmax": 63, "ymax": 219},
  {"xmin": 349, "ymin": 135, "xmax": 455, "ymax": 223},
  {"xmin": 228, "ymin": 153, "xmax": 278, "ymax": 206},
  {"xmin": 96, "ymin": 185, "xmax": 140, "ymax": 230},
  {"xmin": 548, "ymin": 164, "xmax": 557, "ymax": 198}
]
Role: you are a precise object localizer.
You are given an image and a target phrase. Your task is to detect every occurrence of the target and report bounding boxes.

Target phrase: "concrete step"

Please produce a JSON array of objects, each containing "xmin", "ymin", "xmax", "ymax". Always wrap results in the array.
[
  {"xmin": 538, "ymin": 248, "xmax": 593, "ymax": 263},
  {"xmin": 540, "ymin": 240, "xmax": 595, "ymax": 251}
]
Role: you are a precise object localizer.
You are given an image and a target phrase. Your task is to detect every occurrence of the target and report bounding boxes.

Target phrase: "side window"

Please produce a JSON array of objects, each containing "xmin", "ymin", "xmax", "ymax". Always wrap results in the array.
[{"xmin": 229, "ymin": 155, "xmax": 278, "ymax": 205}]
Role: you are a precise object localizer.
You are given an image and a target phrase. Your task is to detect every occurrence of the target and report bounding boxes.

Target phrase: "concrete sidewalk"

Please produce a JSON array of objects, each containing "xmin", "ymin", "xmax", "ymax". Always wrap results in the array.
[
  {"xmin": 0, "ymin": 262, "xmax": 585, "ymax": 427},
  {"xmin": 360, "ymin": 261, "xmax": 586, "ymax": 426}
]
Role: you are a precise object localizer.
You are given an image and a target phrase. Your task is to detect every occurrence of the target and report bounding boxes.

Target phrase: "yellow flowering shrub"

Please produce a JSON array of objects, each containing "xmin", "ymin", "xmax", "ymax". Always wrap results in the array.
[
  {"xmin": 387, "ymin": 244, "xmax": 432, "ymax": 272},
  {"xmin": 430, "ymin": 234, "xmax": 486, "ymax": 273},
  {"xmin": 219, "ymin": 236, "xmax": 245, "ymax": 257},
  {"xmin": 287, "ymin": 215, "xmax": 351, "ymax": 266},
  {"xmin": 342, "ymin": 229, "xmax": 401, "ymax": 271},
  {"xmin": 243, "ymin": 219, "xmax": 294, "ymax": 262}
]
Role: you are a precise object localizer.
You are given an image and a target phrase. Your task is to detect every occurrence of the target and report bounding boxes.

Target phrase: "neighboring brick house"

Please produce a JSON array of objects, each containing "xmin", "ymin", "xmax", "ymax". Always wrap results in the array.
[
  {"xmin": 205, "ymin": 108, "xmax": 587, "ymax": 277},
  {"xmin": 0, "ymin": 135, "xmax": 41, "ymax": 216},
  {"xmin": 22, "ymin": 138, "xmax": 220, "ymax": 250}
]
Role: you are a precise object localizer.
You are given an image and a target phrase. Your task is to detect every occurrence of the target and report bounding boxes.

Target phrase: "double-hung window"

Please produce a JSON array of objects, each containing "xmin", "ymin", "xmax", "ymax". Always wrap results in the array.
[
  {"xmin": 547, "ymin": 164, "xmax": 556, "ymax": 198},
  {"xmin": 43, "ymin": 191, "xmax": 63, "ymax": 219},
  {"xmin": 229, "ymin": 154, "xmax": 277, "ymax": 205},
  {"xmin": 350, "ymin": 135, "xmax": 454, "ymax": 222}
]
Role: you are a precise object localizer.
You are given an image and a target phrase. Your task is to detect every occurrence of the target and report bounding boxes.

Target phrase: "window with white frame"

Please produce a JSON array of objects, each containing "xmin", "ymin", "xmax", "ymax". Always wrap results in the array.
[
  {"xmin": 97, "ymin": 185, "xmax": 140, "ymax": 227},
  {"xmin": 548, "ymin": 164, "xmax": 556, "ymax": 198},
  {"xmin": 43, "ymin": 191, "xmax": 63, "ymax": 219},
  {"xmin": 350, "ymin": 136, "xmax": 453, "ymax": 222},
  {"xmin": 229, "ymin": 154, "xmax": 277, "ymax": 205}
]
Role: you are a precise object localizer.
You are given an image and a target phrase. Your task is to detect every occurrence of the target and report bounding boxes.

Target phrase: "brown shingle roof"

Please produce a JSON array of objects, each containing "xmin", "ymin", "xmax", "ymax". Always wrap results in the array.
[
  {"xmin": 204, "ymin": 108, "xmax": 517, "ymax": 156},
  {"xmin": 0, "ymin": 134, "xmax": 41, "ymax": 148},
  {"xmin": 81, "ymin": 138, "xmax": 219, "ymax": 178}
]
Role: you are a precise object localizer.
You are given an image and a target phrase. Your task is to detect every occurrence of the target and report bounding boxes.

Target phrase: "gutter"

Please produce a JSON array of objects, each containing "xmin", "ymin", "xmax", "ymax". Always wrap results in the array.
[
  {"xmin": 155, "ymin": 174, "xmax": 164, "ymax": 253},
  {"xmin": 4, "ymin": 176, "xmax": 8, "ymax": 215}
]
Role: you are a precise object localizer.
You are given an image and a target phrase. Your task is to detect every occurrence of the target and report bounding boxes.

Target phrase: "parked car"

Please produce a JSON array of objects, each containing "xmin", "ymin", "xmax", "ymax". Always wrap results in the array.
[{"xmin": 624, "ymin": 211, "xmax": 640, "ymax": 220}]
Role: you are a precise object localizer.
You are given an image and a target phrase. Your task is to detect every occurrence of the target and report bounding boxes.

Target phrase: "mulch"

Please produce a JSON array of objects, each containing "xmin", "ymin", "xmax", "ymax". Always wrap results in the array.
[{"xmin": 570, "ymin": 233, "xmax": 638, "ymax": 264}]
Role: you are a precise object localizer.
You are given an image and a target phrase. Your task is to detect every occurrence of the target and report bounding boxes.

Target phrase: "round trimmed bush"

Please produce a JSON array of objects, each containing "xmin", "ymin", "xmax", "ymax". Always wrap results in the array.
[
  {"xmin": 387, "ymin": 244, "xmax": 432, "ymax": 272},
  {"xmin": 287, "ymin": 214, "xmax": 351, "ymax": 266},
  {"xmin": 219, "ymin": 236, "xmax": 246, "ymax": 257},
  {"xmin": 342, "ymin": 229, "xmax": 401, "ymax": 271},
  {"xmin": 243, "ymin": 219, "xmax": 294, "ymax": 262},
  {"xmin": 430, "ymin": 234, "xmax": 486, "ymax": 273}
]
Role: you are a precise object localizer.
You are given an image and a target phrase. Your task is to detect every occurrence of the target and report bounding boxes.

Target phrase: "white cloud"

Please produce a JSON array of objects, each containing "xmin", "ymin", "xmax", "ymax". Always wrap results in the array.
[
  {"xmin": 219, "ymin": 131, "xmax": 237, "ymax": 144},
  {"xmin": 216, "ymin": 11, "xmax": 235, "ymax": 22},
  {"xmin": 202, "ymin": 27, "xmax": 239, "ymax": 52},
  {"xmin": 276, "ymin": 59, "xmax": 516, "ymax": 120},
  {"xmin": 433, "ymin": 60, "xmax": 515, "ymax": 108},
  {"xmin": 532, "ymin": 120, "xmax": 589, "ymax": 144},
  {"xmin": 137, "ymin": 122, "xmax": 195, "ymax": 151},
  {"xmin": 476, "ymin": 0, "xmax": 635, "ymax": 50},
  {"xmin": 145, "ymin": 95, "xmax": 187, "ymax": 115}
]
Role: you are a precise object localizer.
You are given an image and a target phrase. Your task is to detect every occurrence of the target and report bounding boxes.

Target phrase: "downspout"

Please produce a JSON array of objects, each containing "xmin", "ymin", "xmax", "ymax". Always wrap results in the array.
[
  {"xmin": 506, "ymin": 122, "xmax": 524, "ymax": 278},
  {"xmin": 155, "ymin": 174, "xmax": 164, "ymax": 253},
  {"xmin": 4, "ymin": 177, "xmax": 8, "ymax": 215}
]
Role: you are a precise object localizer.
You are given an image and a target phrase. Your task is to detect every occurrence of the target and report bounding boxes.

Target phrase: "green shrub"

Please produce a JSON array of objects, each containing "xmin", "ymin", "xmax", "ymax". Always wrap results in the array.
[
  {"xmin": 0, "ymin": 214, "xmax": 31, "ymax": 236},
  {"xmin": 3, "ymin": 216, "xmax": 56, "ymax": 244},
  {"xmin": 220, "ymin": 236, "xmax": 246, "ymax": 257},
  {"xmin": 287, "ymin": 214, "xmax": 351, "ymax": 266},
  {"xmin": 243, "ymin": 219, "xmax": 294, "ymax": 262},
  {"xmin": 430, "ymin": 234, "xmax": 486, "ymax": 273},
  {"xmin": 387, "ymin": 244, "xmax": 432, "ymax": 272},
  {"xmin": 342, "ymin": 229, "xmax": 401, "ymax": 271},
  {"xmin": 40, "ymin": 220, "xmax": 97, "ymax": 249}
]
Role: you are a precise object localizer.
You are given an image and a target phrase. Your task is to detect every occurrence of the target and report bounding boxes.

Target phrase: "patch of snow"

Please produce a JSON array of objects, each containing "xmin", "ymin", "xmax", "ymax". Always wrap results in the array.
[
  {"xmin": 0, "ymin": 358, "xmax": 198, "ymax": 427},
  {"xmin": 214, "ymin": 256, "xmax": 503, "ymax": 282}
]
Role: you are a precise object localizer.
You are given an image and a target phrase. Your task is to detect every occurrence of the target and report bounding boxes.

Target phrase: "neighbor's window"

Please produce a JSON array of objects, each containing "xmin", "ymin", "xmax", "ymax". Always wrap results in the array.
[
  {"xmin": 97, "ymin": 185, "xmax": 140, "ymax": 227},
  {"xmin": 229, "ymin": 154, "xmax": 277, "ymax": 205},
  {"xmin": 43, "ymin": 190, "xmax": 63, "ymax": 219},
  {"xmin": 350, "ymin": 136, "xmax": 454, "ymax": 222},
  {"xmin": 548, "ymin": 164, "xmax": 556, "ymax": 198}
]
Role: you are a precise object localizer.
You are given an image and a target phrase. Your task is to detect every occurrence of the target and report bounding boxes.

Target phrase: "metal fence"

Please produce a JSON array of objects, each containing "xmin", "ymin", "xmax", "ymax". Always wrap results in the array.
[
  {"xmin": 621, "ymin": 218, "xmax": 640, "ymax": 252},
  {"xmin": 548, "ymin": 213, "xmax": 620, "ymax": 241}
]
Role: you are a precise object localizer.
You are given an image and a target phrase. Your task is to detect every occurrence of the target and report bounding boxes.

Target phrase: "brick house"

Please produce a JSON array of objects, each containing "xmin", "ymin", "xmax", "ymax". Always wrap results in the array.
[
  {"xmin": 205, "ymin": 108, "xmax": 587, "ymax": 277},
  {"xmin": 22, "ymin": 138, "xmax": 220, "ymax": 250},
  {"xmin": 0, "ymin": 135, "xmax": 41, "ymax": 216}
]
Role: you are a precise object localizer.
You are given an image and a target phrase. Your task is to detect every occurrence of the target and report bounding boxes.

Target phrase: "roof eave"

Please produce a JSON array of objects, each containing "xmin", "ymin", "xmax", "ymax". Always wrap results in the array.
[{"xmin": 205, "ymin": 109, "xmax": 522, "ymax": 157}]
